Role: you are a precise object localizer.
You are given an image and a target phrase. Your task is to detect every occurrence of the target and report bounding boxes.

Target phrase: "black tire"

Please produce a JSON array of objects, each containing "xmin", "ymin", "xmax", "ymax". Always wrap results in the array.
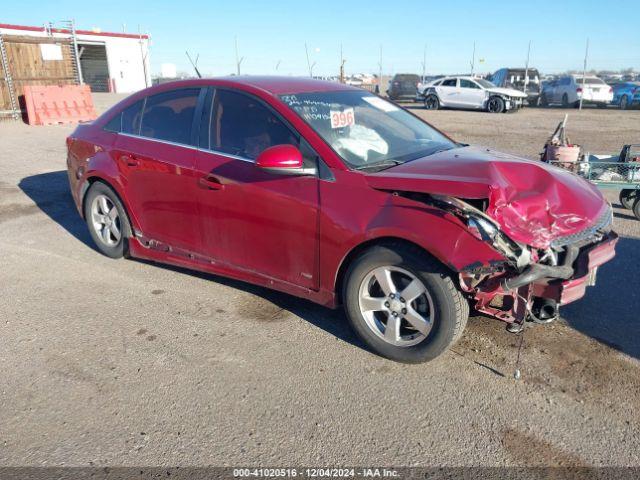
[
  {"xmin": 487, "ymin": 96, "xmax": 505, "ymax": 113},
  {"xmin": 620, "ymin": 95, "xmax": 629, "ymax": 110},
  {"xmin": 83, "ymin": 182, "xmax": 132, "ymax": 258},
  {"xmin": 619, "ymin": 189, "xmax": 637, "ymax": 210},
  {"xmin": 633, "ymin": 197, "xmax": 640, "ymax": 221},
  {"xmin": 424, "ymin": 94, "xmax": 440, "ymax": 110},
  {"xmin": 342, "ymin": 242, "xmax": 469, "ymax": 363},
  {"xmin": 562, "ymin": 93, "xmax": 569, "ymax": 108},
  {"xmin": 540, "ymin": 93, "xmax": 548, "ymax": 107}
]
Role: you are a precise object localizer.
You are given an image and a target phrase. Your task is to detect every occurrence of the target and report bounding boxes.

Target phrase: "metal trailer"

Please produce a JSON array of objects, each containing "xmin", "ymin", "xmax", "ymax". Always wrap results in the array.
[{"xmin": 548, "ymin": 144, "xmax": 640, "ymax": 220}]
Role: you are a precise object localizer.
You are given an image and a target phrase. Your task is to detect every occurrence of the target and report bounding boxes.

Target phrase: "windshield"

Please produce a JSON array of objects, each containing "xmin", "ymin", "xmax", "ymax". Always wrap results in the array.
[
  {"xmin": 279, "ymin": 91, "xmax": 456, "ymax": 170},
  {"xmin": 476, "ymin": 79, "xmax": 496, "ymax": 89}
]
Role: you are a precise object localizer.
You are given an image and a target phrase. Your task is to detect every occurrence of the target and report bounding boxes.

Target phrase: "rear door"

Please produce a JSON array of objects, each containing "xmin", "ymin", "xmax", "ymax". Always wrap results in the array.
[
  {"xmin": 114, "ymin": 87, "xmax": 204, "ymax": 252},
  {"xmin": 194, "ymin": 88, "xmax": 320, "ymax": 289},
  {"xmin": 436, "ymin": 78, "xmax": 461, "ymax": 107}
]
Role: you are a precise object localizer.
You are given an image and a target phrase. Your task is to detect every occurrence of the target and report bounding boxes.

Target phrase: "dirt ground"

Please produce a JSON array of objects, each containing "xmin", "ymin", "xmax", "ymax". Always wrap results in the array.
[{"xmin": 1, "ymin": 94, "xmax": 639, "ymax": 469}]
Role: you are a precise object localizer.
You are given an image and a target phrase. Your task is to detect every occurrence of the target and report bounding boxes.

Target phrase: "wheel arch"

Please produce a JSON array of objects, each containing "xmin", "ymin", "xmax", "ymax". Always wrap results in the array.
[
  {"xmin": 333, "ymin": 236, "xmax": 451, "ymax": 306},
  {"xmin": 80, "ymin": 175, "xmax": 138, "ymax": 234}
]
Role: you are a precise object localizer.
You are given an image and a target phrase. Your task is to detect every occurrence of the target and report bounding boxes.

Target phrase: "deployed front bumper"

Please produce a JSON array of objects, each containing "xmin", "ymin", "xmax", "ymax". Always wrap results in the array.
[
  {"xmin": 532, "ymin": 231, "xmax": 618, "ymax": 305},
  {"xmin": 464, "ymin": 230, "xmax": 618, "ymax": 325}
]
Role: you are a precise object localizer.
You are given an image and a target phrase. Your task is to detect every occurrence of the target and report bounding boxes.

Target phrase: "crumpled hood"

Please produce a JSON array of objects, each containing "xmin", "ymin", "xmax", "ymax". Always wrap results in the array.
[
  {"xmin": 365, "ymin": 146, "xmax": 608, "ymax": 249},
  {"xmin": 486, "ymin": 87, "xmax": 528, "ymax": 98}
]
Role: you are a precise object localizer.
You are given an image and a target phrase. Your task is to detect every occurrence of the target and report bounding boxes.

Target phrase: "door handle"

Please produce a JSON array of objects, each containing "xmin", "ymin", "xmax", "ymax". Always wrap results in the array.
[
  {"xmin": 199, "ymin": 174, "xmax": 223, "ymax": 190},
  {"xmin": 120, "ymin": 154, "xmax": 140, "ymax": 167}
]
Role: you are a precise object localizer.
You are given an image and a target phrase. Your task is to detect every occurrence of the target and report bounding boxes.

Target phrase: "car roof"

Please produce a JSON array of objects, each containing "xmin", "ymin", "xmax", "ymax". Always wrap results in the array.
[{"xmin": 157, "ymin": 76, "xmax": 358, "ymax": 95}]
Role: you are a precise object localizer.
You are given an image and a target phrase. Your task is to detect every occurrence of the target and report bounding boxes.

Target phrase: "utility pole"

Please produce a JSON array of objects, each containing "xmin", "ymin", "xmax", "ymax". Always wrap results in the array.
[
  {"xmin": 523, "ymin": 40, "xmax": 531, "ymax": 96},
  {"xmin": 235, "ymin": 36, "xmax": 244, "ymax": 76},
  {"xmin": 470, "ymin": 41, "xmax": 476, "ymax": 76},
  {"xmin": 138, "ymin": 24, "xmax": 148, "ymax": 87},
  {"xmin": 304, "ymin": 43, "xmax": 316, "ymax": 77},
  {"xmin": 421, "ymin": 44, "xmax": 427, "ymax": 84},
  {"xmin": 339, "ymin": 44, "xmax": 346, "ymax": 83},
  {"xmin": 377, "ymin": 45, "xmax": 383, "ymax": 95},
  {"xmin": 579, "ymin": 38, "xmax": 589, "ymax": 110}
]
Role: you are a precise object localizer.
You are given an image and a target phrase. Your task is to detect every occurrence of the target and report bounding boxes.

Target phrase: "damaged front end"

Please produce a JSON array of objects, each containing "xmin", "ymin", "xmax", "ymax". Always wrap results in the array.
[{"xmin": 431, "ymin": 195, "xmax": 618, "ymax": 330}]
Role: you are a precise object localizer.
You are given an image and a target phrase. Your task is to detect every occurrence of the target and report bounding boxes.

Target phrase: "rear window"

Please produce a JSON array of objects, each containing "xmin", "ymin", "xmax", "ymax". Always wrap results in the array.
[
  {"xmin": 393, "ymin": 74, "xmax": 420, "ymax": 83},
  {"xmin": 577, "ymin": 77, "xmax": 606, "ymax": 85}
]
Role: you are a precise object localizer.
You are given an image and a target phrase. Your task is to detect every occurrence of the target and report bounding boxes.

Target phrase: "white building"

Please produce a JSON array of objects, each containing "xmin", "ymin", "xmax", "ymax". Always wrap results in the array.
[{"xmin": 0, "ymin": 22, "xmax": 151, "ymax": 93}]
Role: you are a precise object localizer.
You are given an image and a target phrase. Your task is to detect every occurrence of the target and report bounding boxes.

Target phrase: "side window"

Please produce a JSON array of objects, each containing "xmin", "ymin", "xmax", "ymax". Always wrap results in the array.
[
  {"xmin": 122, "ymin": 100, "xmax": 144, "ymax": 135},
  {"xmin": 459, "ymin": 79, "xmax": 479, "ymax": 89},
  {"xmin": 441, "ymin": 78, "xmax": 457, "ymax": 87},
  {"xmin": 207, "ymin": 89, "xmax": 299, "ymax": 160},
  {"xmin": 140, "ymin": 89, "xmax": 200, "ymax": 145},
  {"xmin": 103, "ymin": 99, "xmax": 143, "ymax": 134}
]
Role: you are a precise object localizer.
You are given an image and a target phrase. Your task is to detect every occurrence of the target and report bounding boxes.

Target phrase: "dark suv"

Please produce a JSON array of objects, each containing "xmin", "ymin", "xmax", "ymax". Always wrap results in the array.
[
  {"xmin": 491, "ymin": 68, "xmax": 542, "ymax": 106},
  {"xmin": 387, "ymin": 74, "xmax": 420, "ymax": 101}
]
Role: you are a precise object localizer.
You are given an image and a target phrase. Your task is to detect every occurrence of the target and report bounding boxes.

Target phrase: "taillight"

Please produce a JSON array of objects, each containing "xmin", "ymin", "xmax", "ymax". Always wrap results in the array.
[
  {"xmin": 576, "ymin": 87, "xmax": 582, "ymax": 93},
  {"xmin": 609, "ymin": 87, "xmax": 613, "ymax": 93}
]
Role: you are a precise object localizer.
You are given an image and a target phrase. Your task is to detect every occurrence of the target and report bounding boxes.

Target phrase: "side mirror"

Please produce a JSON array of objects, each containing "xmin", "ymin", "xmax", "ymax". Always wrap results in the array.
[{"xmin": 255, "ymin": 144, "xmax": 316, "ymax": 176}]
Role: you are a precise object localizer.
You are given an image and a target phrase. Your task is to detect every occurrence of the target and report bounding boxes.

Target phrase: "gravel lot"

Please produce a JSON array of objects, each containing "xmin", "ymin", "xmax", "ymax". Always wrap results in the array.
[{"xmin": 1, "ymin": 94, "xmax": 639, "ymax": 468}]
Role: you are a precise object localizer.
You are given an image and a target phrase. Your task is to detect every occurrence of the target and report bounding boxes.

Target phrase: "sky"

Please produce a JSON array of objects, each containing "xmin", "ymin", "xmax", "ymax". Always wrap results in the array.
[{"xmin": 3, "ymin": 0, "xmax": 639, "ymax": 77}]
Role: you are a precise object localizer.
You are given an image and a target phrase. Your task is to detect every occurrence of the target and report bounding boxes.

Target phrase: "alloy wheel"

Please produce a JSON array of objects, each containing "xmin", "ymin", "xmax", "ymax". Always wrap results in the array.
[
  {"xmin": 358, "ymin": 266, "xmax": 434, "ymax": 347},
  {"xmin": 90, "ymin": 194, "xmax": 122, "ymax": 246}
]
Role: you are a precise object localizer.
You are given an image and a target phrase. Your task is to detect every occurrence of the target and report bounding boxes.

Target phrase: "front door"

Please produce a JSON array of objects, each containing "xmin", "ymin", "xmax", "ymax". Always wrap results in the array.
[
  {"xmin": 114, "ymin": 87, "xmax": 203, "ymax": 252},
  {"xmin": 458, "ymin": 79, "xmax": 486, "ymax": 109},
  {"xmin": 194, "ymin": 88, "xmax": 320, "ymax": 289}
]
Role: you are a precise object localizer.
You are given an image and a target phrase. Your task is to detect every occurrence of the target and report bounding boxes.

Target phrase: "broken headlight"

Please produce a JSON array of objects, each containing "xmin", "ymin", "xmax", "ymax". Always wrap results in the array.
[{"xmin": 431, "ymin": 194, "xmax": 531, "ymax": 268}]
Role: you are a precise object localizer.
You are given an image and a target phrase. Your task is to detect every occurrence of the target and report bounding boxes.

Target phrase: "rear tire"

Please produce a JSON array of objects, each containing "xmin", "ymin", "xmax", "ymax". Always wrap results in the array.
[
  {"xmin": 424, "ymin": 94, "xmax": 440, "ymax": 110},
  {"xmin": 84, "ymin": 182, "xmax": 132, "ymax": 259},
  {"xmin": 342, "ymin": 243, "xmax": 469, "ymax": 363},
  {"xmin": 619, "ymin": 189, "xmax": 637, "ymax": 210}
]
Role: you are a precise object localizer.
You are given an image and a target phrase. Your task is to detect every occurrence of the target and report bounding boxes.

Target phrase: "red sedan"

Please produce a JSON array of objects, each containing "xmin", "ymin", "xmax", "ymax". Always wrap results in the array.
[{"xmin": 66, "ymin": 77, "xmax": 617, "ymax": 363}]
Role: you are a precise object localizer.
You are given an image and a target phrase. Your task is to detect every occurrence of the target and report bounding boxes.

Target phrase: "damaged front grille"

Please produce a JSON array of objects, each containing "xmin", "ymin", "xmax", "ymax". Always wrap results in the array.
[{"xmin": 550, "ymin": 205, "xmax": 613, "ymax": 249}]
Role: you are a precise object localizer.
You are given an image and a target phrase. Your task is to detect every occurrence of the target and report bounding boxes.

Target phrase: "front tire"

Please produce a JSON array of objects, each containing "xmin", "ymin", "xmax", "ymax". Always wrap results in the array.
[
  {"xmin": 562, "ymin": 93, "xmax": 569, "ymax": 108},
  {"xmin": 487, "ymin": 96, "xmax": 505, "ymax": 113},
  {"xmin": 343, "ymin": 243, "xmax": 469, "ymax": 363},
  {"xmin": 540, "ymin": 93, "xmax": 548, "ymax": 107},
  {"xmin": 84, "ymin": 182, "xmax": 132, "ymax": 258},
  {"xmin": 620, "ymin": 189, "xmax": 638, "ymax": 210},
  {"xmin": 620, "ymin": 95, "xmax": 629, "ymax": 110},
  {"xmin": 633, "ymin": 197, "xmax": 640, "ymax": 221}
]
